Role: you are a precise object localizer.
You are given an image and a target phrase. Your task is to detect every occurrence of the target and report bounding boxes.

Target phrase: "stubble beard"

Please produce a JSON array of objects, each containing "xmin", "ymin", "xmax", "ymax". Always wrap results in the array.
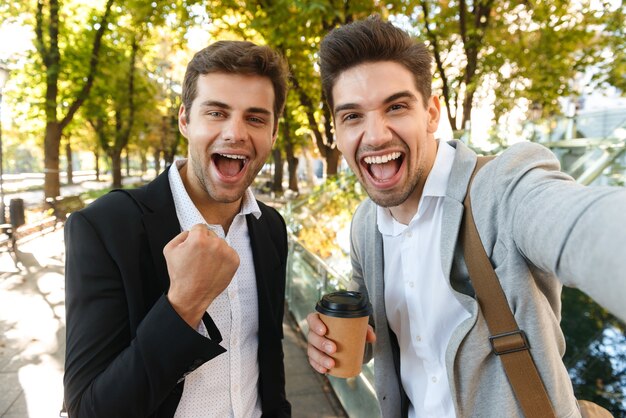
[
  {"xmin": 190, "ymin": 151, "xmax": 242, "ymax": 204},
  {"xmin": 190, "ymin": 148, "xmax": 267, "ymax": 204},
  {"xmin": 361, "ymin": 165, "xmax": 424, "ymax": 209}
]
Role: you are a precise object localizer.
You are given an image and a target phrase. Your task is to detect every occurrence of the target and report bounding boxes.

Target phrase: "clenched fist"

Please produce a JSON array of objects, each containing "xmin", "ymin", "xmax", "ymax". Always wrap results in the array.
[{"xmin": 164, "ymin": 223, "xmax": 240, "ymax": 328}]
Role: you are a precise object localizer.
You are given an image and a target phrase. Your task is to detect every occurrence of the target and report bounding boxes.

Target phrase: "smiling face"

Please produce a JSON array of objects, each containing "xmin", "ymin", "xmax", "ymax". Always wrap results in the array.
[
  {"xmin": 332, "ymin": 61, "xmax": 440, "ymax": 217},
  {"xmin": 179, "ymin": 72, "xmax": 276, "ymax": 208}
]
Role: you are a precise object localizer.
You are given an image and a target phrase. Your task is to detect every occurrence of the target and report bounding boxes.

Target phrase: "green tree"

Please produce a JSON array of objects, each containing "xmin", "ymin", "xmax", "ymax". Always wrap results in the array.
[
  {"xmin": 595, "ymin": 3, "xmax": 626, "ymax": 94},
  {"xmin": 201, "ymin": 0, "xmax": 409, "ymax": 178},
  {"xmin": 32, "ymin": 0, "xmax": 114, "ymax": 198},
  {"xmin": 82, "ymin": 1, "xmax": 196, "ymax": 187},
  {"xmin": 409, "ymin": 0, "xmax": 612, "ymax": 131}
]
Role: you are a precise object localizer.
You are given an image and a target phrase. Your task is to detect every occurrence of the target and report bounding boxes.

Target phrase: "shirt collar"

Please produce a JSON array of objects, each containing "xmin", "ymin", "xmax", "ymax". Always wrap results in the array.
[
  {"xmin": 168, "ymin": 158, "xmax": 261, "ymax": 232},
  {"xmin": 423, "ymin": 139, "xmax": 456, "ymax": 198},
  {"xmin": 376, "ymin": 140, "xmax": 456, "ymax": 236}
]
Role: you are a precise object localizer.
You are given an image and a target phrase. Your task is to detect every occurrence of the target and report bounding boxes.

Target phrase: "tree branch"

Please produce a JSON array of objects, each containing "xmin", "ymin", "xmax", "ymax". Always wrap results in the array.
[
  {"xmin": 60, "ymin": 0, "xmax": 115, "ymax": 130},
  {"xmin": 34, "ymin": 0, "xmax": 48, "ymax": 62},
  {"xmin": 420, "ymin": 0, "xmax": 457, "ymax": 128},
  {"xmin": 292, "ymin": 76, "xmax": 327, "ymax": 158}
]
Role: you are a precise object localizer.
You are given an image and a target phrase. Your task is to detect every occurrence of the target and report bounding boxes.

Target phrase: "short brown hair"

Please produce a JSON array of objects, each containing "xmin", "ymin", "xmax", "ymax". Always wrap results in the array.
[
  {"xmin": 181, "ymin": 40, "xmax": 289, "ymax": 127},
  {"xmin": 320, "ymin": 16, "xmax": 432, "ymax": 111}
]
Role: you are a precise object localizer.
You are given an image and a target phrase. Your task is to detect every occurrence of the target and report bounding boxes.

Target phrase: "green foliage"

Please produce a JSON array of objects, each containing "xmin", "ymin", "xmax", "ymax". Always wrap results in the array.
[
  {"xmin": 407, "ymin": 0, "xmax": 617, "ymax": 130},
  {"xmin": 561, "ymin": 287, "xmax": 626, "ymax": 416},
  {"xmin": 286, "ymin": 170, "xmax": 365, "ymax": 261},
  {"xmin": 595, "ymin": 3, "xmax": 626, "ymax": 94}
]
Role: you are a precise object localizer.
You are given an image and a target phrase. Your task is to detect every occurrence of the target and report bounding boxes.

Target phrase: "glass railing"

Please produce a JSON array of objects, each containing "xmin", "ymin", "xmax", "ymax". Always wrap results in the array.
[
  {"xmin": 285, "ymin": 231, "xmax": 381, "ymax": 418},
  {"xmin": 523, "ymin": 107, "xmax": 626, "ymax": 186}
]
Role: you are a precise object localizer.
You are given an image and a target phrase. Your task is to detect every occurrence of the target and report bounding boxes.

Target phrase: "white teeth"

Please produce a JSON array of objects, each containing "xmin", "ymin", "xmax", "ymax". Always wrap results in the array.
[
  {"xmin": 220, "ymin": 153, "xmax": 247, "ymax": 160},
  {"xmin": 364, "ymin": 152, "xmax": 401, "ymax": 165}
]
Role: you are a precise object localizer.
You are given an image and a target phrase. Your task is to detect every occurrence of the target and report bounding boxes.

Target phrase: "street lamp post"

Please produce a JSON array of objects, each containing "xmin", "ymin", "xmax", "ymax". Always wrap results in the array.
[{"xmin": 0, "ymin": 64, "xmax": 9, "ymax": 224}]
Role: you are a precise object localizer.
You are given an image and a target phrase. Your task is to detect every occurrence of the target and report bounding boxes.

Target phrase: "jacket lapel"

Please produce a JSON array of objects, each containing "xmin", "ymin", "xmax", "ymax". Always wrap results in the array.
[
  {"xmin": 440, "ymin": 140, "xmax": 477, "ymax": 282},
  {"xmin": 140, "ymin": 168, "xmax": 181, "ymax": 293},
  {"xmin": 247, "ymin": 210, "xmax": 281, "ymax": 336}
]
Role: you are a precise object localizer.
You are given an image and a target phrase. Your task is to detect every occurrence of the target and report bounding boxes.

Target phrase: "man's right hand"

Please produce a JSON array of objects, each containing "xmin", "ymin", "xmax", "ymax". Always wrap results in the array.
[
  {"xmin": 306, "ymin": 312, "xmax": 377, "ymax": 374},
  {"xmin": 164, "ymin": 223, "xmax": 240, "ymax": 328}
]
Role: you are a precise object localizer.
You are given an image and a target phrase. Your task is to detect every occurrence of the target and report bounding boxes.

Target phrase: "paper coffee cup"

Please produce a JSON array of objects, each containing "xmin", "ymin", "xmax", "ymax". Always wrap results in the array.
[{"xmin": 315, "ymin": 291, "xmax": 372, "ymax": 378}]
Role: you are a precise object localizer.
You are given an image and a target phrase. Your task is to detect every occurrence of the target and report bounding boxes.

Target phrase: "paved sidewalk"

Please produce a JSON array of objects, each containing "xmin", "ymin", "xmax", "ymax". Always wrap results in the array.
[{"xmin": 0, "ymin": 228, "xmax": 346, "ymax": 418}]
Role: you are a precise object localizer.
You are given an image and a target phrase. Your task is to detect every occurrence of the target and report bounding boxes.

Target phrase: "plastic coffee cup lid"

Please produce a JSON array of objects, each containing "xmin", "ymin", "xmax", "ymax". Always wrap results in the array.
[{"xmin": 316, "ymin": 291, "xmax": 372, "ymax": 318}]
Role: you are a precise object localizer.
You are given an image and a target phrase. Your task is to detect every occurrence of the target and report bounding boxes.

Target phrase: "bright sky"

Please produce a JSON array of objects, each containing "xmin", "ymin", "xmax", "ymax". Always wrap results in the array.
[{"xmin": 0, "ymin": 22, "xmax": 34, "ymax": 62}]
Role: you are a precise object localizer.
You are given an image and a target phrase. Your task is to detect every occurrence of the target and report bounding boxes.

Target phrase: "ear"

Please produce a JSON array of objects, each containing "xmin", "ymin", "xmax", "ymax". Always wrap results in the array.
[
  {"xmin": 426, "ymin": 95, "xmax": 441, "ymax": 134},
  {"xmin": 178, "ymin": 105, "xmax": 189, "ymax": 137}
]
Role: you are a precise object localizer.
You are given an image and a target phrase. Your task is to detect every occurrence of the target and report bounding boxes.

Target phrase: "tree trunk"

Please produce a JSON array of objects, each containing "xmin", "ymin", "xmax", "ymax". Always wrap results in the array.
[
  {"xmin": 153, "ymin": 150, "xmax": 161, "ymax": 175},
  {"xmin": 286, "ymin": 142, "xmax": 299, "ymax": 193},
  {"xmin": 66, "ymin": 140, "xmax": 73, "ymax": 185},
  {"xmin": 461, "ymin": 90, "xmax": 475, "ymax": 135},
  {"xmin": 302, "ymin": 147, "xmax": 317, "ymax": 188},
  {"xmin": 94, "ymin": 148, "xmax": 100, "ymax": 181},
  {"xmin": 292, "ymin": 77, "xmax": 340, "ymax": 178},
  {"xmin": 322, "ymin": 103, "xmax": 340, "ymax": 175},
  {"xmin": 44, "ymin": 122, "xmax": 62, "ymax": 198},
  {"xmin": 161, "ymin": 115, "xmax": 178, "ymax": 168},
  {"xmin": 37, "ymin": 0, "xmax": 114, "ymax": 198},
  {"xmin": 272, "ymin": 148, "xmax": 283, "ymax": 193},
  {"xmin": 164, "ymin": 146, "xmax": 176, "ymax": 167},
  {"xmin": 110, "ymin": 149, "xmax": 123, "ymax": 189},
  {"xmin": 282, "ymin": 107, "xmax": 299, "ymax": 193},
  {"xmin": 325, "ymin": 148, "xmax": 341, "ymax": 176},
  {"xmin": 125, "ymin": 148, "xmax": 130, "ymax": 177},
  {"xmin": 140, "ymin": 152, "xmax": 147, "ymax": 178}
]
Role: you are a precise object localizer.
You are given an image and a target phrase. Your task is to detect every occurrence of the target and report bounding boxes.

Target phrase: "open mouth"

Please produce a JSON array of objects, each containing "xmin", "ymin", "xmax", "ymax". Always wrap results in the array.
[
  {"xmin": 212, "ymin": 153, "xmax": 248, "ymax": 178},
  {"xmin": 362, "ymin": 151, "xmax": 403, "ymax": 182}
]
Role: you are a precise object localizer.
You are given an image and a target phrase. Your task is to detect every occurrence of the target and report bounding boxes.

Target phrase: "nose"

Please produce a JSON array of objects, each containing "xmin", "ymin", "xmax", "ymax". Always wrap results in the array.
[
  {"xmin": 362, "ymin": 113, "xmax": 392, "ymax": 147},
  {"xmin": 223, "ymin": 116, "xmax": 247, "ymax": 142}
]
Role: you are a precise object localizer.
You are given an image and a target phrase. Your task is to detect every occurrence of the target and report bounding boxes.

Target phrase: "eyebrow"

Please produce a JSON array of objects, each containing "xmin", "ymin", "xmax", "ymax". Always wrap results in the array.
[
  {"xmin": 200, "ymin": 100, "xmax": 272, "ymax": 116},
  {"xmin": 334, "ymin": 90, "xmax": 418, "ymax": 116}
]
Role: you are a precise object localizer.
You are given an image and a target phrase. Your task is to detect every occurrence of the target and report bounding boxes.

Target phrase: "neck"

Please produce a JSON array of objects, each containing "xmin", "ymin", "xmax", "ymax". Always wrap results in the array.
[{"xmin": 388, "ymin": 187, "xmax": 422, "ymax": 225}]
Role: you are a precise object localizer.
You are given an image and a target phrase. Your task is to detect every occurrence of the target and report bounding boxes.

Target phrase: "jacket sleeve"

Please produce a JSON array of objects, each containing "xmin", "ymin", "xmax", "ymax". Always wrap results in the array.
[
  {"xmin": 472, "ymin": 141, "xmax": 626, "ymax": 322},
  {"xmin": 63, "ymin": 210, "xmax": 226, "ymax": 418}
]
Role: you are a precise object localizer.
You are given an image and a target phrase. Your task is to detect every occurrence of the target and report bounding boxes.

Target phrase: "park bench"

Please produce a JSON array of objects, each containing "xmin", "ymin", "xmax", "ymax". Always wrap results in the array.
[
  {"xmin": 1, "ymin": 199, "xmax": 25, "ymax": 268},
  {"xmin": 0, "ymin": 223, "xmax": 18, "ymax": 267},
  {"xmin": 45, "ymin": 195, "xmax": 85, "ymax": 225}
]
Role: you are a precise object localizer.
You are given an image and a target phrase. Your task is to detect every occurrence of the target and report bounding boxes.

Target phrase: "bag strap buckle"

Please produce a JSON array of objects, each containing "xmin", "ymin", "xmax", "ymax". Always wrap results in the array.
[{"xmin": 489, "ymin": 330, "xmax": 530, "ymax": 355}]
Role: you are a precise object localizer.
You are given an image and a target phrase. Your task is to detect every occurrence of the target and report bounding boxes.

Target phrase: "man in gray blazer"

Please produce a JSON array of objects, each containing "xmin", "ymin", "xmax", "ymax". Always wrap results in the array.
[{"xmin": 306, "ymin": 16, "xmax": 626, "ymax": 418}]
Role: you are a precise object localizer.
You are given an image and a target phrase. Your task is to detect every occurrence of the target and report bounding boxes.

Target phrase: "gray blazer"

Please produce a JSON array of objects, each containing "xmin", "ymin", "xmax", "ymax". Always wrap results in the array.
[{"xmin": 349, "ymin": 140, "xmax": 626, "ymax": 418}]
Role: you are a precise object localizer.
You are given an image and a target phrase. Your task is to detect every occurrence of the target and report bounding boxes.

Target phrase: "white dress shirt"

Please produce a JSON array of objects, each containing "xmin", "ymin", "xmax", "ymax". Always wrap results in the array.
[
  {"xmin": 379, "ymin": 141, "xmax": 470, "ymax": 418},
  {"xmin": 169, "ymin": 159, "xmax": 263, "ymax": 418}
]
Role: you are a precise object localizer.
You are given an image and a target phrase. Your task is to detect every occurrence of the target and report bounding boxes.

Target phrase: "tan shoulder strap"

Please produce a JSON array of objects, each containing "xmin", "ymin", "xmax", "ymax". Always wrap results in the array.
[{"xmin": 461, "ymin": 156, "xmax": 557, "ymax": 418}]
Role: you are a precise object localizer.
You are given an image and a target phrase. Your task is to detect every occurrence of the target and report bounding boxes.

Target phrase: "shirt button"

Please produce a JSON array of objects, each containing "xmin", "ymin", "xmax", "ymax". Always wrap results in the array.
[
  {"xmin": 432, "ymin": 376, "xmax": 438, "ymax": 383},
  {"xmin": 408, "ymin": 282, "xmax": 414, "ymax": 288},
  {"xmin": 406, "ymin": 231, "xmax": 412, "ymax": 238},
  {"xmin": 416, "ymin": 335, "xmax": 422, "ymax": 342}
]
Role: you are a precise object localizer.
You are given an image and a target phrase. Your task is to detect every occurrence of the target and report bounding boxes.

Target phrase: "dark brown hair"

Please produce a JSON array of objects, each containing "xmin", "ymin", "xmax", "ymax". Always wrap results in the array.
[
  {"xmin": 181, "ymin": 40, "xmax": 289, "ymax": 127},
  {"xmin": 320, "ymin": 16, "xmax": 432, "ymax": 111}
]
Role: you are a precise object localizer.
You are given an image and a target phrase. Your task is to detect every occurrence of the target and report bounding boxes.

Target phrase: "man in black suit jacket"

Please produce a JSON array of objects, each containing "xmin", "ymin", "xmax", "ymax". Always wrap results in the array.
[{"xmin": 63, "ymin": 40, "xmax": 291, "ymax": 417}]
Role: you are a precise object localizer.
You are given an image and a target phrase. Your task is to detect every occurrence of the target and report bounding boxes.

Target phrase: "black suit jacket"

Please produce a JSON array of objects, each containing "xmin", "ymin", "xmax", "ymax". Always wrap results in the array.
[{"xmin": 63, "ymin": 169, "xmax": 291, "ymax": 417}]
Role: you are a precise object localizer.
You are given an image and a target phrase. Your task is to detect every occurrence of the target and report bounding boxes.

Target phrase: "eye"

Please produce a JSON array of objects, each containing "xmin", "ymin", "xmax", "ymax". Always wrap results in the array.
[
  {"xmin": 206, "ymin": 111, "xmax": 225, "ymax": 118},
  {"xmin": 342, "ymin": 113, "xmax": 361, "ymax": 122},
  {"xmin": 248, "ymin": 116, "xmax": 266, "ymax": 125},
  {"xmin": 388, "ymin": 103, "xmax": 407, "ymax": 112}
]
